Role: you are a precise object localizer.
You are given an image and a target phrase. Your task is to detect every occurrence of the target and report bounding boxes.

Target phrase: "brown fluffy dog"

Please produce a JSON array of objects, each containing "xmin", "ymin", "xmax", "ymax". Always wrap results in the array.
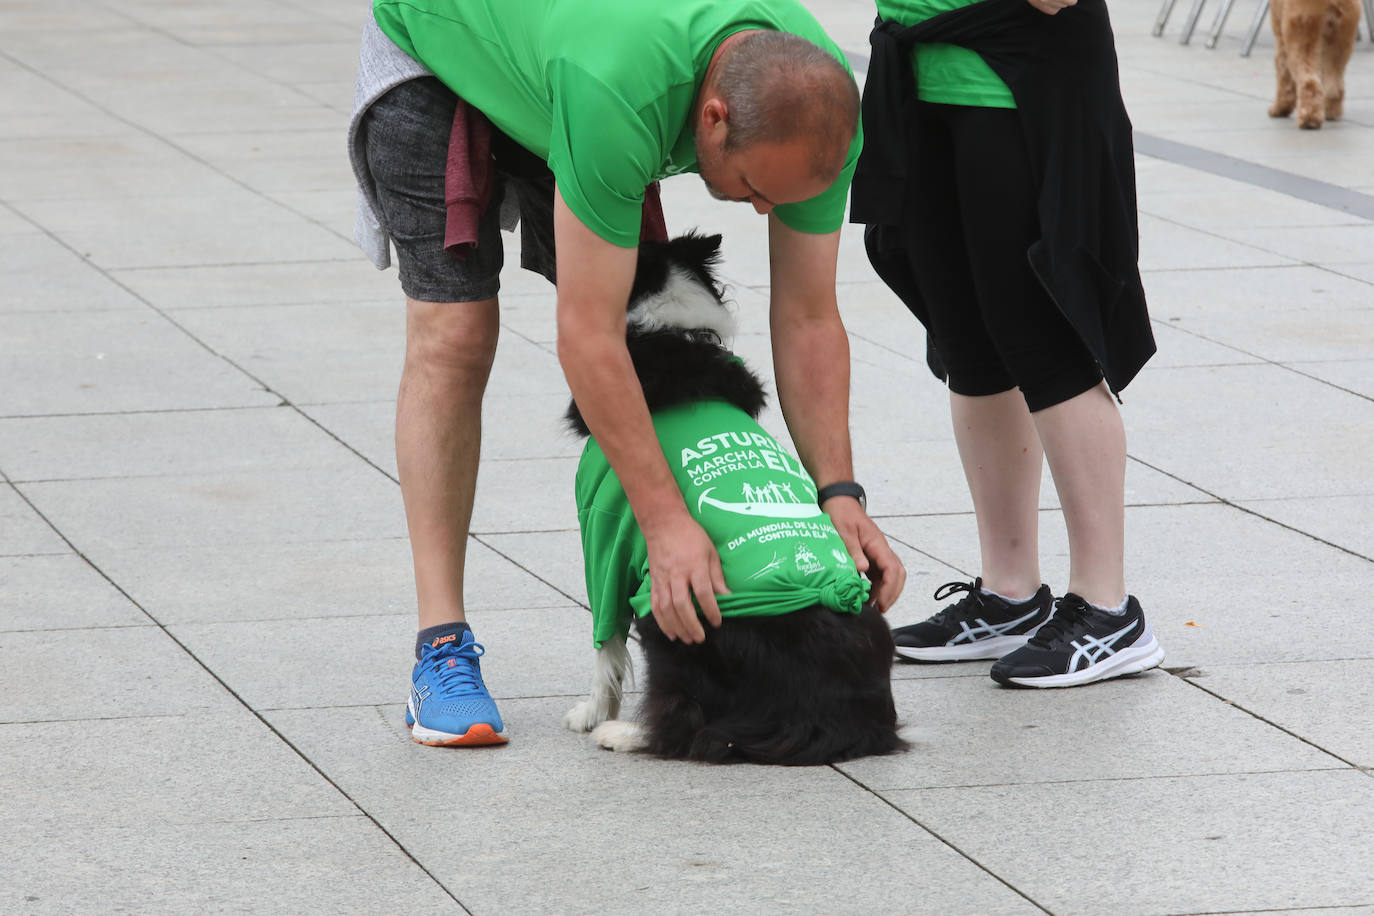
[{"xmin": 1268, "ymin": 0, "xmax": 1361, "ymax": 129}]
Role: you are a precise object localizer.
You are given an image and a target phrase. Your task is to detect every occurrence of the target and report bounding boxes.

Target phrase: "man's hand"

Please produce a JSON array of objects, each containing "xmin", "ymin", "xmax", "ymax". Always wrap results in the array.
[
  {"xmin": 1027, "ymin": 0, "xmax": 1076, "ymax": 14},
  {"xmin": 642, "ymin": 509, "xmax": 728, "ymax": 643},
  {"xmin": 822, "ymin": 497, "xmax": 907, "ymax": 612}
]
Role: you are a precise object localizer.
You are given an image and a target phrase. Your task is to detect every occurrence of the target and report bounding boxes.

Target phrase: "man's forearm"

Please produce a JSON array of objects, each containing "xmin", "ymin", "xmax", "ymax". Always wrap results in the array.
[
  {"xmin": 771, "ymin": 305, "xmax": 855, "ymax": 490},
  {"xmin": 558, "ymin": 322, "xmax": 686, "ymax": 530}
]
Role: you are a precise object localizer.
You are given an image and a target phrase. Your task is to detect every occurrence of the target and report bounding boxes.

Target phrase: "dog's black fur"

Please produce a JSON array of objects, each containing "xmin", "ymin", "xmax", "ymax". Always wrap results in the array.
[{"xmin": 566, "ymin": 231, "xmax": 905, "ymax": 766}]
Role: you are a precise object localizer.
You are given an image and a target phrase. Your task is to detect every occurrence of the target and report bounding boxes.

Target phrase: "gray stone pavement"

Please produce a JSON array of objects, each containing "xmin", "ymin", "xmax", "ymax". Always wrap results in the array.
[{"xmin": 1, "ymin": 0, "xmax": 1371, "ymax": 912}]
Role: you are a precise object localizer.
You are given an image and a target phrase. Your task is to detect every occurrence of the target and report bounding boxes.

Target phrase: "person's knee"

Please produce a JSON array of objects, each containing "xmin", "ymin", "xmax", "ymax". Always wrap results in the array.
[{"xmin": 404, "ymin": 298, "xmax": 500, "ymax": 389}]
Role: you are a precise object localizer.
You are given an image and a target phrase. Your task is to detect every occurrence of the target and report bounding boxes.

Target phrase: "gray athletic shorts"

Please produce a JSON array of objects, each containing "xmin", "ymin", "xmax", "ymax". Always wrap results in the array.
[{"xmin": 360, "ymin": 76, "xmax": 557, "ymax": 303}]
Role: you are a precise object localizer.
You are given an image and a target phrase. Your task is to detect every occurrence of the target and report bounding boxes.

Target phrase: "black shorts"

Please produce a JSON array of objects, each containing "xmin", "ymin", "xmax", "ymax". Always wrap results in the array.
[
  {"xmin": 360, "ymin": 77, "xmax": 557, "ymax": 303},
  {"xmin": 901, "ymin": 102, "xmax": 1102, "ymax": 412}
]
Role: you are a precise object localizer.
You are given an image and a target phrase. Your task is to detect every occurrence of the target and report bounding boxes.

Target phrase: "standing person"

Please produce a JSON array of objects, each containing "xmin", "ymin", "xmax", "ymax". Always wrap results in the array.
[
  {"xmin": 852, "ymin": 0, "xmax": 1164, "ymax": 687},
  {"xmin": 348, "ymin": 0, "xmax": 907, "ymax": 746}
]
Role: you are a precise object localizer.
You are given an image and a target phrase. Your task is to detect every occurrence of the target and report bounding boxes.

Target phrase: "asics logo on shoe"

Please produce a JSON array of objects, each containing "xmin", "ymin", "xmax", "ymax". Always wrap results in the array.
[
  {"xmin": 431, "ymin": 634, "xmax": 458, "ymax": 648},
  {"xmin": 950, "ymin": 608, "xmax": 1042, "ymax": 645},
  {"xmin": 1067, "ymin": 618, "xmax": 1140, "ymax": 671}
]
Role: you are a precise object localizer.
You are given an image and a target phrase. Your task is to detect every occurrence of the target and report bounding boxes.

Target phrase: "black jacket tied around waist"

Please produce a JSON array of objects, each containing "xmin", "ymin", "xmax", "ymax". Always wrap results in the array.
[{"xmin": 851, "ymin": 0, "xmax": 1155, "ymax": 395}]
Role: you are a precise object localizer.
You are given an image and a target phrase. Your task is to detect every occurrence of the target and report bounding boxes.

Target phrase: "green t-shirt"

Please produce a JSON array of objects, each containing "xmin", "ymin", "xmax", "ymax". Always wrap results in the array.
[
  {"xmin": 575, "ymin": 400, "xmax": 870, "ymax": 649},
  {"xmin": 373, "ymin": 0, "xmax": 862, "ymax": 247},
  {"xmin": 876, "ymin": 0, "xmax": 1015, "ymax": 108}
]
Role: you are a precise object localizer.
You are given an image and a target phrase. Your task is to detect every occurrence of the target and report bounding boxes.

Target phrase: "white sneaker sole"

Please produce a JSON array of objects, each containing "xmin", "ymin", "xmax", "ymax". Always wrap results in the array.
[
  {"xmin": 1004, "ymin": 638, "xmax": 1166, "ymax": 688},
  {"xmin": 896, "ymin": 633, "xmax": 1031, "ymax": 662}
]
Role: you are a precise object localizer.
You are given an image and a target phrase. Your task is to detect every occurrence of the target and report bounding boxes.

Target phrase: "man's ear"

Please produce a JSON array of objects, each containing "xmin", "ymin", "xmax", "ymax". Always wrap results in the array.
[{"xmin": 699, "ymin": 96, "xmax": 729, "ymax": 139}]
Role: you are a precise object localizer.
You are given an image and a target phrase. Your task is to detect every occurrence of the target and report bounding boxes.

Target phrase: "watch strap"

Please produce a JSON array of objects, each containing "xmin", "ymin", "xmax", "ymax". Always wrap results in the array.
[{"xmin": 816, "ymin": 481, "xmax": 866, "ymax": 508}]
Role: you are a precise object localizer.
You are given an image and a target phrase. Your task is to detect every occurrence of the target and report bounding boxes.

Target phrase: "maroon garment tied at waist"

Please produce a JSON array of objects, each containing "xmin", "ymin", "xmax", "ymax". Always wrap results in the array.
[{"xmin": 444, "ymin": 101, "xmax": 667, "ymax": 257}]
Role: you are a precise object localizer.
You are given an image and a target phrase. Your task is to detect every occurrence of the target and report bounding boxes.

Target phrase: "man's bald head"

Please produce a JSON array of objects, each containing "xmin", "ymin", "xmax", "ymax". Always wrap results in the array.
[{"xmin": 714, "ymin": 31, "xmax": 859, "ymax": 181}]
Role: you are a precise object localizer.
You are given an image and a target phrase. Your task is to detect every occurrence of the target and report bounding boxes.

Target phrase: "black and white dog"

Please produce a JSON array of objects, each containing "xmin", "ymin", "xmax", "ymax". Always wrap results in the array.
[{"xmin": 563, "ymin": 232, "xmax": 905, "ymax": 766}]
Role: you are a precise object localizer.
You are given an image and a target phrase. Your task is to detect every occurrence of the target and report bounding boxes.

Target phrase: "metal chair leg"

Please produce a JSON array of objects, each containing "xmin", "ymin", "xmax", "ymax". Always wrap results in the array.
[
  {"xmin": 1205, "ymin": 0, "xmax": 1238, "ymax": 47},
  {"xmin": 1241, "ymin": 0, "xmax": 1270, "ymax": 56},
  {"xmin": 1153, "ymin": 0, "xmax": 1181, "ymax": 35},
  {"xmin": 1180, "ymin": 0, "xmax": 1209, "ymax": 43}
]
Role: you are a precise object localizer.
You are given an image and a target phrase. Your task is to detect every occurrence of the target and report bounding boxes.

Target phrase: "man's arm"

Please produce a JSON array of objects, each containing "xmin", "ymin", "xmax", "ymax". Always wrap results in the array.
[
  {"xmin": 767, "ymin": 216, "xmax": 906, "ymax": 610},
  {"xmin": 553, "ymin": 189, "xmax": 727, "ymax": 642}
]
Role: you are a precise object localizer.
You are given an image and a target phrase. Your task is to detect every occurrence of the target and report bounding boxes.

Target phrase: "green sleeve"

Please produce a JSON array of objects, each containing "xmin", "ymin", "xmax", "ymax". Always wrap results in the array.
[
  {"xmin": 579, "ymin": 506, "xmax": 647, "ymax": 649},
  {"xmin": 546, "ymin": 59, "xmax": 660, "ymax": 248}
]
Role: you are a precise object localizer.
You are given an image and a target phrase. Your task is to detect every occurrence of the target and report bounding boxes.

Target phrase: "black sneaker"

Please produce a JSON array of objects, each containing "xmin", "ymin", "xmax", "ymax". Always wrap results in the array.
[
  {"xmin": 990, "ymin": 593, "xmax": 1165, "ymax": 688},
  {"xmin": 892, "ymin": 578, "xmax": 1053, "ymax": 662}
]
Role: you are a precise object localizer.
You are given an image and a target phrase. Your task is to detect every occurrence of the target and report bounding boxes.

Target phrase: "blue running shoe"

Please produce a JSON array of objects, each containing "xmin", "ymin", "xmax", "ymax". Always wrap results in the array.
[{"xmin": 406, "ymin": 631, "xmax": 507, "ymax": 746}]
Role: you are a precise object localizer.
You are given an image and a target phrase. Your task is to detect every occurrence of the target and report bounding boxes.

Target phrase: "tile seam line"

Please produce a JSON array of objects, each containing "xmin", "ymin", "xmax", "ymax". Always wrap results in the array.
[
  {"xmin": 1126, "ymin": 456, "xmax": 1374, "ymax": 564},
  {"xmin": 1176, "ymin": 677, "xmax": 1368, "ymax": 772},
  {"xmin": 0, "ymin": 43, "xmax": 352, "ymax": 247},
  {"xmin": 855, "ymin": 763, "xmax": 1354, "ymax": 793},
  {"xmin": 1151, "ymin": 315, "xmax": 1374, "ymax": 403},
  {"xmin": 471, "ymin": 532, "xmax": 591, "ymax": 609},
  {"xmin": 830, "ymin": 766, "xmax": 1056, "ymax": 914},
  {"xmin": 0, "ymin": 478, "xmax": 472, "ymax": 913},
  {"xmin": 0, "ymin": 198, "xmax": 406, "ymax": 489},
  {"xmin": 1169, "ymin": 904, "xmax": 1374, "ymax": 915}
]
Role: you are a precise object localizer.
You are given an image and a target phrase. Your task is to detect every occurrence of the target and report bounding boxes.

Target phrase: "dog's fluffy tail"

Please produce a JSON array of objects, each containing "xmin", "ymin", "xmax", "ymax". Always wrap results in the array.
[{"xmin": 564, "ymin": 634, "xmax": 634, "ymax": 733}]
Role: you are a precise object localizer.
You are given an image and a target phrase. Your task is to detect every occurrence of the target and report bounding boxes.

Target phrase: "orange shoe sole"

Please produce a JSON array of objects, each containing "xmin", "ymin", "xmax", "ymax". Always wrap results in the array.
[{"xmin": 409, "ymin": 722, "xmax": 509, "ymax": 747}]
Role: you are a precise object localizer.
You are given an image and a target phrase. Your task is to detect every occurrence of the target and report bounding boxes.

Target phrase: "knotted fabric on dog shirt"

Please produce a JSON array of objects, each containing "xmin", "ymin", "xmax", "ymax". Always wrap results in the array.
[{"xmin": 575, "ymin": 400, "xmax": 871, "ymax": 648}]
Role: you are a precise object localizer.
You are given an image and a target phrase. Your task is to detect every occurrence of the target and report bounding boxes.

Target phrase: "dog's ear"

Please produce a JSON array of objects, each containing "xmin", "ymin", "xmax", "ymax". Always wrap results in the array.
[
  {"xmin": 669, "ymin": 231, "xmax": 726, "ymax": 301},
  {"xmin": 671, "ymin": 231, "xmax": 723, "ymax": 270}
]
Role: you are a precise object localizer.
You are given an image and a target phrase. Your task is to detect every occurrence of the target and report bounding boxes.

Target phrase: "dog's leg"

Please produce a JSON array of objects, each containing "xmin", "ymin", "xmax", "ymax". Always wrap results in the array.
[
  {"xmin": 1284, "ymin": 9, "xmax": 1327, "ymax": 127},
  {"xmin": 564, "ymin": 633, "xmax": 632, "ymax": 733},
  {"xmin": 1321, "ymin": 0, "xmax": 1359, "ymax": 120},
  {"xmin": 1269, "ymin": 4, "xmax": 1298, "ymax": 118},
  {"xmin": 590, "ymin": 720, "xmax": 648, "ymax": 753}
]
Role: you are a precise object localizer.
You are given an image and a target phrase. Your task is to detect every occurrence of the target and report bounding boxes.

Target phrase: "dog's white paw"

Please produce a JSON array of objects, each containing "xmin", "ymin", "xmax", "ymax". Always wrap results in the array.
[
  {"xmin": 590, "ymin": 720, "xmax": 646, "ymax": 753},
  {"xmin": 564, "ymin": 700, "xmax": 603, "ymax": 733}
]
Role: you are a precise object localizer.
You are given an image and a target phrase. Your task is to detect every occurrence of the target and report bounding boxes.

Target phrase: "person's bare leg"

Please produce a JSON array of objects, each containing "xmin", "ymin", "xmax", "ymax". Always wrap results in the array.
[
  {"xmin": 396, "ymin": 296, "xmax": 500, "ymax": 629},
  {"xmin": 1031, "ymin": 380, "xmax": 1127, "ymax": 609},
  {"xmin": 950, "ymin": 388, "xmax": 1044, "ymax": 599}
]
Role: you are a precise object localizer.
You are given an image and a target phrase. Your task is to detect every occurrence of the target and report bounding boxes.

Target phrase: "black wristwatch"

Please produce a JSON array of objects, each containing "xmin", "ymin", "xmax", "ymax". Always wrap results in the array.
[{"xmin": 816, "ymin": 480, "xmax": 866, "ymax": 511}]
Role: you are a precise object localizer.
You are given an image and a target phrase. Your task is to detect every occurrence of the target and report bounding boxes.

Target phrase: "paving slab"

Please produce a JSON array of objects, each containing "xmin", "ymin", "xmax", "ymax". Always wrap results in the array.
[
  {"xmin": 0, "ymin": 133, "xmax": 233, "ymax": 203},
  {"xmin": 16, "ymin": 466, "xmax": 405, "ymax": 554},
  {"xmin": 0, "ymin": 708, "xmax": 355, "ymax": 829},
  {"xmin": 302, "ymin": 392, "xmax": 584, "ymax": 478},
  {"xmin": 87, "ymin": 536, "xmax": 570, "ymax": 626},
  {"xmin": 268, "ymin": 698, "xmax": 1044, "ymax": 916},
  {"xmin": 0, "ymin": 232, "xmax": 146, "ymax": 314},
  {"xmin": 0, "ymin": 625, "xmax": 239, "ymax": 723},
  {"xmin": 8, "ymin": 191, "xmax": 356, "ymax": 270},
  {"xmin": 468, "ymin": 457, "xmax": 581, "ymax": 534},
  {"xmin": 1144, "ymin": 265, "xmax": 1374, "ymax": 320},
  {"xmin": 109, "ymin": 258, "xmax": 397, "ymax": 310},
  {"xmin": 0, "ymin": 553, "xmax": 150, "ymax": 632},
  {"xmin": 0, "ymin": 483, "xmax": 67, "ymax": 556},
  {"xmin": 0, "ymin": 406, "xmax": 360, "ymax": 482},
  {"xmin": 3, "ymin": 308, "xmax": 278, "ymax": 417},
  {"xmin": 0, "ymin": 817, "xmax": 460, "ymax": 916},
  {"xmin": 839, "ymin": 672, "xmax": 1337, "ymax": 791},
  {"xmin": 1157, "ymin": 306, "xmax": 1374, "ymax": 364},
  {"xmin": 1138, "ymin": 213, "xmax": 1299, "ymax": 271},
  {"xmin": 1127, "ymin": 362, "xmax": 1374, "ymax": 501},
  {"xmin": 882, "ymin": 769, "xmax": 1374, "ymax": 915},
  {"xmin": 170, "ymin": 605, "xmax": 594, "ymax": 712},
  {"xmin": 1285, "ymin": 358, "xmax": 1374, "ymax": 399},
  {"xmin": 1183, "ymin": 660, "xmax": 1374, "ymax": 768},
  {"xmin": 1237, "ymin": 493, "xmax": 1374, "ymax": 559}
]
